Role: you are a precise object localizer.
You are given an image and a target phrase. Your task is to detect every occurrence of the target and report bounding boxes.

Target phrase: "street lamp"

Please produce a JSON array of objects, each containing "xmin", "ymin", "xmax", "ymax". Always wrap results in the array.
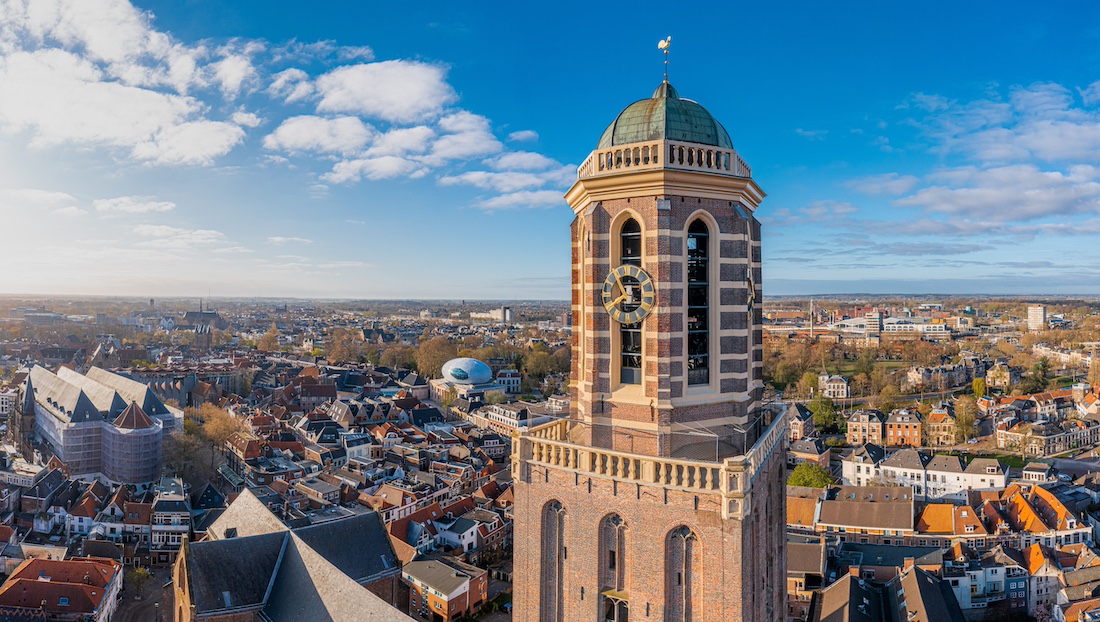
[{"xmin": 155, "ymin": 602, "xmax": 160, "ymax": 622}]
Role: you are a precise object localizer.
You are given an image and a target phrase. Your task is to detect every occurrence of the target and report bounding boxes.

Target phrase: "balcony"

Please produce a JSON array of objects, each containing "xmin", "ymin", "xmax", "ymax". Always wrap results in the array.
[
  {"xmin": 578, "ymin": 139, "xmax": 751, "ymax": 180},
  {"xmin": 513, "ymin": 406, "xmax": 787, "ymax": 521}
]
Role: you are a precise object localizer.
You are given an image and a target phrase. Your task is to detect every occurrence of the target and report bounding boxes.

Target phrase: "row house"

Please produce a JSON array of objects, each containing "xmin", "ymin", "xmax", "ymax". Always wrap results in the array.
[
  {"xmin": 789, "ymin": 403, "xmax": 815, "ymax": 442},
  {"xmin": 884, "ymin": 408, "xmax": 922, "ymax": 447},
  {"xmin": 926, "ymin": 404, "xmax": 957, "ymax": 447},
  {"xmin": 841, "ymin": 444, "xmax": 885, "ymax": 487},
  {"xmin": 844, "ymin": 445, "xmax": 1007, "ymax": 501},
  {"xmin": 845, "ymin": 410, "xmax": 885, "ymax": 446},
  {"xmin": 998, "ymin": 419, "xmax": 1100, "ymax": 457}
]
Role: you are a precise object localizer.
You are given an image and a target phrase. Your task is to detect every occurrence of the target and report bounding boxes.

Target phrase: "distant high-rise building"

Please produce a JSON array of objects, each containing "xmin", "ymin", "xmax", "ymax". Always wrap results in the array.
[
  {"xmin": 1027, "ymin": 305, "xmax": 1047, "ymax": 332},
  {"xmin": 865, "ymin": 310, "xmax": 884, "ymax": 335},
  {"xmin": 512, "ymin": 78, "xmax": 787, "ymax": 622}
]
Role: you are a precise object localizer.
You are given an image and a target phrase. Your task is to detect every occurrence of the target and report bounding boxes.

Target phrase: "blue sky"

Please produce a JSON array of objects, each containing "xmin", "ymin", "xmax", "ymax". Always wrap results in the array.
[{"xmin": 2, "ymin": 1, "xmax": 1099, "ymax": 299}]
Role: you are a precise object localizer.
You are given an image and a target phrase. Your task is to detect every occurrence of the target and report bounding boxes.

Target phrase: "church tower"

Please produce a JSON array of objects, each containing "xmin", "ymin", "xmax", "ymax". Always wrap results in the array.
[{"xmin": 512, "ymin": 79, "xmax": 788, "ymax": 621}]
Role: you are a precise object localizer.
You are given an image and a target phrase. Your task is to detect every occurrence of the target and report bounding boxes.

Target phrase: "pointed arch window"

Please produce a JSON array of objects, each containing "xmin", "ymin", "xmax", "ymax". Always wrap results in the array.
[
  {"xmin": 540, "ymin": 501, "xmax": 566, "ymax": 621},
  {"xmin": 665, "ymin": 526, "xmax": 699, "ymax": 622},
  {"xmin": 686, "ymin": 220, "xmax": 709, "ymax": 385},
  {"xmin": 620, "ymin": 218, "xmax": 642, "ymax": 384}
]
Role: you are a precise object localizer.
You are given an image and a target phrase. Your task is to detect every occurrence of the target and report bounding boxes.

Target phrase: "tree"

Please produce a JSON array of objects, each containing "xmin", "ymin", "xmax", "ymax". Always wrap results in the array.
[
  {"xmin": 485, "ymin": 390, "xmax": 509, "ymax": 405},
  {"xmin": 198, "ymin": 404, "xmax": 247, "ymax": 451},
  {"xmin": 415, "ymin": 337, "xmax": 458, "ymax": 379},
  {"xmin": 795, "ymin": 372, "xmax": 820, "ymax": 399},
  {"xmin": 853, "ymin": 349, "xmax": 877, "ymax": 378},
  {"xmin": 787, "ymin": 463, "xmax": 834, "ymax": 488},
  {"xmin": 872, "ymin": 385, "xmax": 901, "ymax": 414},
  {"xmin": 972, "ymin": 377, "xmax": 986, "ymax": 398},
  {"xmin": 1090, "ymin": 361, "xmax": 1100, "ymax": 385},
  {"xmin": 325, "ymin": 327, "xmax": 361, "ymax": 363},
  {"xmin": 125, "ymin": 568, "xmax": 152, "ymax": 594},
  {"xmin": 809, "ymin": 394, "xmax": 837, "ymax": 431},
  {"xmin": 954, "ymin": 396, "xmax": 978, "ymax": 443},
  {"xmin": 257, "ymin": 323, "xmax": 281, "ymax": 352}
]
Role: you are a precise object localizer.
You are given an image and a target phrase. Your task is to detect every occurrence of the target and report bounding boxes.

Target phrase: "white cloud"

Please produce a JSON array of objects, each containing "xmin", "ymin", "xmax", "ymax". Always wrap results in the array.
[
  {"xmin": 365, "ymin": 126, "xmax": 434, "ymax": 157},
  {"xmin": 212, "ymin": 53, "xmax": 256, "ymax": 98},
  {"xmin": 323, "ymin": 156, "xmax": 427, "ymax": 183},
  {"xmin": 794, "ymin": 128, "xmax": 827, "ymax": 140},
  {"xmin": 268, "ymin": 236, "xmax": 313, "ymax": 244},
  {"xmin": 315, "ymin": 60, "xmax": 457, "ymax": 123},
  {"xmin": 93, "ymin": 196, "xmax": 175, "ymax": 214},
  {"xmin": 337, "ymin": 46, "xmax": 374, "ymax": 61},
  {"xmin": 848, "ymin": 173, "xmax": 920, "ymax": 195},
  {"xmin": 440, "ymin": 163, "xmax": 574, "ymax": 193},
  {"xmin": 895, "ymin": 164, "xmax": 1100, "ymax": 222},
  {"xmin": 507, "ymin": 130, "xmax": 539, "ymax": 142},
  {"xmin": 477, "ymin": 190, "xmax": 563, "ymax": 210},
  {"xmin": 1081, "ymin": 81, "xmax": 1100, "ymax": 107},
  {"xmin": 486, "ymin": 151, "xmax": 558, "ymax": 171},
  {"xmin": 267, "ymin": 68, "xmax": 314, "ymax": 103},
  {"xmin": 132, "ymin": 120, "xmax": 245, "ymax": 165},
  {"xmin": 426, "ymin": 111, "xmax": 501, "ymax": 163},
  {"xmin": 263, "ymin": 115, "xmax": 373, "ymax": 154},
  {"xmin": 54, "ymin": 206, "xmax": 88, "ymax": 216},
  {"xmin": 440, "ymin": 171, "xmax": 547, "ymax": 193},
  {"xmin": 0, "ymin": 188, "xmax": 77, "ymax": 208},
  {"xmin": 918, "ymin": 82, "xmax": 1100, "ymax": 163},
  {"xmin": 132, "ymin": 224, "xmax": 226, "ymax": 249},
  {"xmin": 231, "ymin": 111, "xmax": 262, "ymax": 128}
]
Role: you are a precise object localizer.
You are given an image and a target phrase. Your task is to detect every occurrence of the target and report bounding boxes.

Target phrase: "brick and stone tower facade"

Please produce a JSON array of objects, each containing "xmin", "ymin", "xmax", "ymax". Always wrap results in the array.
[{"xmin": 512, "ymin": 81, "xmax": 788, "ymax": 621}]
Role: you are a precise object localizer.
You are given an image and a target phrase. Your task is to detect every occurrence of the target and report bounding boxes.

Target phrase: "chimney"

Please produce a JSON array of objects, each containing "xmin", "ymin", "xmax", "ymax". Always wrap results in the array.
[
  {"xmin": 903, "ymin": 557, "xmax": 915, "ymax": 571},
  {"xmin": 849, "ymin": 565, "xmax": 861, "ymax": 578}
]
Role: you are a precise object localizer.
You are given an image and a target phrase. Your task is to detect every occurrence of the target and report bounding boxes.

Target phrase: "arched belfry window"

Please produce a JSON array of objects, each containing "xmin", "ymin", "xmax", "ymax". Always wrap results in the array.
[
  {"xmin": 540, "ymin": 501, "xmax": 566, "ymax": 622},
  {"xmin": 665, "ymin": 526, "xmax": 700, "ymax": 622},
  {"xmin": 620, "ymin": 218, "xmax": 642, "ymax": 385},
  {"xmin": 599, "ymin": 514, "xmax": 628, "ymax": 621},
  {"xmin": 686, "ymin": 220, "xmax": 709, "ymax": 385}
]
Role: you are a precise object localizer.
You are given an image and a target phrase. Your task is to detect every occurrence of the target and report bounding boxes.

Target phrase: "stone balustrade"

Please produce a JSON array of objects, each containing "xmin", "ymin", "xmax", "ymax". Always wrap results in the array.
[
  {"xmin": 513, "ymin": 405, "xmax": 787, "ymax": 520},
  {"xmin": 577, "ymin": 139, "xmax": 752, "ymax": 180}
]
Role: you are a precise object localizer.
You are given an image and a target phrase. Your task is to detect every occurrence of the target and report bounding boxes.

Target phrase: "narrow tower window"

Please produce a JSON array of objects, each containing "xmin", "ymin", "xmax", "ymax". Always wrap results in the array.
[
  {"xmin": 620, "ymin": 218, "xmax": 642, "ymax": 385},
  {"xmin": 686, "ymin": 220, "xmax": 709, "ymax": 385}
]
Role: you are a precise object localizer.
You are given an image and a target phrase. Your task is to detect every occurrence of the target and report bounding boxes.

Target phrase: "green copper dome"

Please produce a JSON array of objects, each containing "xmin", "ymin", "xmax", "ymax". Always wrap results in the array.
[{"xmin": 597, "ymin": 81, "xmax": 733, "ymax": 150}]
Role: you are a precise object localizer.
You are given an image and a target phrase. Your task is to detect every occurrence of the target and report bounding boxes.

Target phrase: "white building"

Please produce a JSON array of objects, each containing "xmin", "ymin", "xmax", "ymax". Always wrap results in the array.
[
  {"xmin": 817, "ymin": 373, "xmax": 849, "ymax": 399},
  {"xmin": 1028, "ymin": 305, "xmax": 1047, "ymax": 332},
  {"xmin": 847, "ymin": 447, "xmax": 1007, "ymax": 501}
]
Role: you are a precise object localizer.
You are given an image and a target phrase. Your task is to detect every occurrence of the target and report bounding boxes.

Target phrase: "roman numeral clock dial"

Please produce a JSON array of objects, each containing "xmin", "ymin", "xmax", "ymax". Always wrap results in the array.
[{"xmin": 601, "ymin": 264, "xmax": 656, "ymax": 324}]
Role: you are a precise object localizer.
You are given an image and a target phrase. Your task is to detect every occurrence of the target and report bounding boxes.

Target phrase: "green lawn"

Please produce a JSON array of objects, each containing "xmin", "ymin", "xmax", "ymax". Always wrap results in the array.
[{"xmin": 828, "ymin": 360, "xmax": 911, "ymax": 377}]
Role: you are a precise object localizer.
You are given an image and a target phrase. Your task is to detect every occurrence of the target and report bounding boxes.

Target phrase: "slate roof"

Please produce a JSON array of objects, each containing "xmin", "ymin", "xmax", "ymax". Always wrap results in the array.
[
  {"xmin": 207, "ymin": 488, "xmax": 290, "ymax": 540},
  {"xmin": 927, "ymin": 454, "xmax": 965, "ymax": 473},
  {"xmin": 187, "ymin": 532, "xmax": 287, "ymax": 615},
  {"xmin": 292, "ymin": 512, "xmax": 399, "ymax": 583},
  {"xmin": 788, "ymin": 540, "xmax": 827, "ymax": 577},
  {"xmin": 881, "ymin": 448, "xmax": 930, "ymax": 470},
  {"xmin": 262, "ymin": 533, "xmax": 409, "ymax": 621},
  {"xmin": 808, "ymin": 574, "xmax": 885, "ymax": 622},
  {"xmin": 883, "ymin": 566, "xmax": 964, "ymax": 622}
]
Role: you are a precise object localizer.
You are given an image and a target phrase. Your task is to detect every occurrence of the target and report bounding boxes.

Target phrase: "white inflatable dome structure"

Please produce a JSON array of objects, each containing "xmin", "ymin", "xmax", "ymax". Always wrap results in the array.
[{"xmin": 441, "ymin": 358, "xmax": 493, "ymax": 385}]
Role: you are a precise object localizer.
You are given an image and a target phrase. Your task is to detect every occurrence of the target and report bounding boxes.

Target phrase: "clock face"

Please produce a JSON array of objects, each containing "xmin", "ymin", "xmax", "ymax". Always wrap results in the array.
[{"xmin": 601, "ymin": 264, "xmax": 656, "ymax": 324}]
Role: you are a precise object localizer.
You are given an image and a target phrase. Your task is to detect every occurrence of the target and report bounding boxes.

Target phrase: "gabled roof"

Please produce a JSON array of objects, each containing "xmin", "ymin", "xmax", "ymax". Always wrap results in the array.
[
  {"xmin": 187, "ymin": 531, "xmax": 286, "ymax": 615},
  {"xmin": 262, "ymin": 533, "xmax": 410, "ymax": 621}
]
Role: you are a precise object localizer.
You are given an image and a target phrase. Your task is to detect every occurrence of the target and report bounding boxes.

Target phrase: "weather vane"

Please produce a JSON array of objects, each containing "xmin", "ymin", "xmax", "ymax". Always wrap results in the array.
[{"xmin": 658, "ymin": 36, "xmax": 671, "ymax": 82}]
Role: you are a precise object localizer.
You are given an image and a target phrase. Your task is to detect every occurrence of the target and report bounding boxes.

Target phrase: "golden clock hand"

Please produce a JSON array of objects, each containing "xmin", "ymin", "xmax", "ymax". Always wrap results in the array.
[{"xmin": 616, "ymin": 276, "xmax": 627, "ymax": 297}]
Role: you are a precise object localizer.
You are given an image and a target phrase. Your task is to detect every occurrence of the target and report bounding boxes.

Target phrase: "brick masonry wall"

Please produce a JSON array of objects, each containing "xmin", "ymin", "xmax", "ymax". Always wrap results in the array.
[{"xmin": 513, "ymin": 442, "xmax": 786, "ymax": 622}]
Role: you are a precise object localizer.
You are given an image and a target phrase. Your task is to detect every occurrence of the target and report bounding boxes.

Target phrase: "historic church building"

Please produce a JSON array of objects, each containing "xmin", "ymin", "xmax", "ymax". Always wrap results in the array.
[{"xmin": 511, "ymin": 79, "xmax": 788, "ymax": 621}]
